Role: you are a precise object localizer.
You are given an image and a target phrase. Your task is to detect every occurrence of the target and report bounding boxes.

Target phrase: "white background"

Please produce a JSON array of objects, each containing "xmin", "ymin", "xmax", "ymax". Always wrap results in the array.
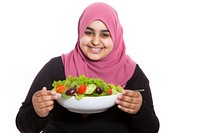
[{"xmin": 0, "ymin": 0, "xmax": 200, "ymax": 132}]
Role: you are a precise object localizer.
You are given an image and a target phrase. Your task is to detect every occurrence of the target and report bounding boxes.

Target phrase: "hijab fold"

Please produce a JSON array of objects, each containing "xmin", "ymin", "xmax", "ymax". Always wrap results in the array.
[{"xmin": 62, "ymin": 2, "xmax": 136, "ymax": 88}]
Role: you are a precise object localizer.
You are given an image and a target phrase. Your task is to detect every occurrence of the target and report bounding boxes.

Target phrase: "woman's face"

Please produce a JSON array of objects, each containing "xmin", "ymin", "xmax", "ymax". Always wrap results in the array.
[{"xmin": 80, "ymin": 20, "xmax": 114, "ymax": 61}]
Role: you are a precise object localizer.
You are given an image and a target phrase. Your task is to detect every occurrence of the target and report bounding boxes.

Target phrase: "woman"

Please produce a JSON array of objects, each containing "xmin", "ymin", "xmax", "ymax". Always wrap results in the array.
[{"xmin": 16, "ymin": 2, "xmax": 159, "ymax": 133}]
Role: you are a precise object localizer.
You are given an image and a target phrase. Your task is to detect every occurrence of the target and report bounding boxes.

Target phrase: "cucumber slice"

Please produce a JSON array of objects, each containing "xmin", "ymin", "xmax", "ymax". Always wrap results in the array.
[{"xmin": 85, "ymin": 84, "xmax": 96, "ymax": 94}]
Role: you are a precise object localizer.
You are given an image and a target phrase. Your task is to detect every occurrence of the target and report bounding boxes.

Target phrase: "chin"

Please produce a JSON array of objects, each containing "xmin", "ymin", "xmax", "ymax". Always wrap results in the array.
[
  {"xmin": 89, "ymin": 58, "xmax": 101, "ymax": 61},
  {"xmin": 87, "ymin": 55, "xmax": 102, "ymax": 61}
]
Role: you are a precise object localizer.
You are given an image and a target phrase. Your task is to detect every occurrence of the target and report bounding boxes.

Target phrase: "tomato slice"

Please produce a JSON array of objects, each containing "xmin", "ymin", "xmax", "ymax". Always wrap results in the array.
[
  {"xmin": 56, "ymin": 85, "xmax": 67, "ymax": 94},
  {"xmin": 77, "ymin": 84, "xmax": 87, "ymax": 94},
  {"xmin": 107, "ymin": 88, "xmax": 112, "ymax": 95}
]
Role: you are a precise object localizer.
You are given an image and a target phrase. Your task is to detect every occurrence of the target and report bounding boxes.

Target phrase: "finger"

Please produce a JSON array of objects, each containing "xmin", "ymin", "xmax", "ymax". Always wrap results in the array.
[
  {"xmin": 35, "ymin": 87, "xmax": 54, "ymax": 97},
  {"xmin": 41, "ymin": 87, "xmax": 57, "ymax": 99},
  {"xmin": 36, "ymin": 105, "xmax": 54, "ymax": 117},
  {"xmin": 117, "ymin": 98, "xmax": 141, "ymax": 114},
  {"xmin": 35, "ymin": 100, "xmax": 55, "ymax": 109},
  {"xmin": 121, "ymin": 97, "xmax": 140, "ymax": 105},
  {"xmin": 117, "ymin": 104, "xmax": 139, "ymax": 114},
  {"xmin": 50, "ymin": 90, "xmax": 57, "ymax": 99},
  {"xmin": 116, "ymin": 93, "xmax": 131, "ymax": 104},
  {"xmin": 36, "ymin": 95, "xmax": 55, "ymax": 103},
  {"xmin": 123, "ymin": 90, "xmax": 141, "ymax": 98},
  {"xmin": 116, "ymin": 93, "xmax": 142, "ymax": 107},
  {"xmin": 117, "ymin": 94, "xmax": 136, "ymax": 106},
  {"xmin": 118, "ymin": 98, "xmax": 139, "ymax": 108},
  {"xmin": 117, "ymin": 92, "xmax": 138, "ymax": 103},
  {"xmin": 33, "ymin": 90, "xmax": 57, "ymax": 105}
]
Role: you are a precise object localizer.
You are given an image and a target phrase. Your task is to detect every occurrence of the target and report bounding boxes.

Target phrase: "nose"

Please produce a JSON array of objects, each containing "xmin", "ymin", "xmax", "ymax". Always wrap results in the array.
[{"xmin": 91, "ymin": 35, "xmax": 100, "ymax": 46}]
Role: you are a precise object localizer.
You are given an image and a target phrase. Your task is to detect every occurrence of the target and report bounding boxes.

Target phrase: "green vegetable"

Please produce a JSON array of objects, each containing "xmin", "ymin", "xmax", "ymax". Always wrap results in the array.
[
  {"xmin": 85, "ymin": 84, "xmax": 97, "ymax": 94},
  {"xmin": 52, "ymin": 75, "xmax": 123, "ymax": 100}
]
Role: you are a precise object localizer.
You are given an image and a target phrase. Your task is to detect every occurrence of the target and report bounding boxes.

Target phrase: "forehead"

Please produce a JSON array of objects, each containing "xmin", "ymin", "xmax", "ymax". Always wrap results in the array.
[{"xmin": 87, "ymin": 20, "xmax": 109, "ymax": 31}]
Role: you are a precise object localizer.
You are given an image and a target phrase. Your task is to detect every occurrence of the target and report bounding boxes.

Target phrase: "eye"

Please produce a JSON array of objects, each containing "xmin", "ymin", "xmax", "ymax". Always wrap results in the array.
[
  {"xmin": 101, "ymin": 33, "xmax": 110, "ymax": 38},
  {"xmin": 84, "ymin": 31, "xmax": 93, "ymax": 36}
]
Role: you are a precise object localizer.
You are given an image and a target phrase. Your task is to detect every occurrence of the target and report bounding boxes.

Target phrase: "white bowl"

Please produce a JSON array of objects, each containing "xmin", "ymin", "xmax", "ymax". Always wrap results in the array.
[{"xmin": 56, "ymin": 93, "xmax": 120, "ymax": 114}]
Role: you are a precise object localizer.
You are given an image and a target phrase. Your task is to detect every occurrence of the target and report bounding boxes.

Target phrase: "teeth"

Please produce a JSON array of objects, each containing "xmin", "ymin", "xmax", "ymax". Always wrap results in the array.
[{"xmin": 91, "ymin": 47, "xmax": 101, "ymax": 53}]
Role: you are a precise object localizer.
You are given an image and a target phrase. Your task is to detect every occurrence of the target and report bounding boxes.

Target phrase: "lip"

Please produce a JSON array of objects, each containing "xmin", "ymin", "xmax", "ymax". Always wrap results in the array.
[
  {"xmin": 88, "ymin": 46, "xmax": 104, "ymax": 49},
  {"xmin": 88, "ymin": 46, "xmax": 104, "ymax": 54}
]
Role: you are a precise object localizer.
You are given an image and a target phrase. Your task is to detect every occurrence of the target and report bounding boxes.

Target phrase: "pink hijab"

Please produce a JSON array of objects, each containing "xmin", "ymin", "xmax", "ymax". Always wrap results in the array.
[{"xmin": 62, "ymin": 2, "xmax": 136, "ymax": 88}]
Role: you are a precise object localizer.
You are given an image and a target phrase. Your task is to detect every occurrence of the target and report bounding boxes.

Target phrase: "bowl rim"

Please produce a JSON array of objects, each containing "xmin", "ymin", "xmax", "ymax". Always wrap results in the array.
[
  {"xmin": 55, "ymin": 93, "xmax": 121, "ymax": 114},
  {"xmin": 56, "ymin": 92, "xmax": 121, "ymax": 99}
]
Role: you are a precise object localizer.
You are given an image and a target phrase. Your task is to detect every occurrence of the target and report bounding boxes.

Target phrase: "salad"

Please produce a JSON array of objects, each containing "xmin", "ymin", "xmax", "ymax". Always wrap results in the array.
[{"xmin": 52, "ymin": 75, "xmax": 122, "ymax": 100}]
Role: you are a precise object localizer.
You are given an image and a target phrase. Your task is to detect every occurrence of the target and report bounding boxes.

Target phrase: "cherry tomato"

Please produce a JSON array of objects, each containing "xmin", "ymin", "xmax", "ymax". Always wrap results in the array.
[
  {"xmin": 107, "ymin": 88, "xmax": 112, "ymax": 95},
  {"xmin": 77, "ymin": 84, "xmax": 87, "ymax": 94},
  {"xmin": 56, "ymin": 85, "xmax": 67, "ymax": 94}
]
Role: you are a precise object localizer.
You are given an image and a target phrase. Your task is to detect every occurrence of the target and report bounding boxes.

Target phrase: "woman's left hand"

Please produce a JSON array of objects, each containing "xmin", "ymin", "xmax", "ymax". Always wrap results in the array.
[{"xmin": 115, "ymin": 89, "xmax": 143, "ymax": 114}]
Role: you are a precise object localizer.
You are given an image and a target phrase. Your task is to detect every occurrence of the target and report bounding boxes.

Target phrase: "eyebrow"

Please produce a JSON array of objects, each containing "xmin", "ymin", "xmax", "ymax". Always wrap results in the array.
[{"xmin": 86, "ymin": 27, "xmax": 109, "ymax": 32}]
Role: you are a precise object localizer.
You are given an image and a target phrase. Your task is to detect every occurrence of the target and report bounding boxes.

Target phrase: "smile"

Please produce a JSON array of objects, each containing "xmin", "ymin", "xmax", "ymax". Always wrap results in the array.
[{"xmin": 89, "ymin": 46, "xmax": 104, "ymax": 54}]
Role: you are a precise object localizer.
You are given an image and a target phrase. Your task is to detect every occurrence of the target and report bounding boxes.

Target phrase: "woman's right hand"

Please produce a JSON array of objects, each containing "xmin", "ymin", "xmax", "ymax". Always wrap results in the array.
[{"xmin": 32, "ymin": 87, "xmax": 57, "ymax": 117}]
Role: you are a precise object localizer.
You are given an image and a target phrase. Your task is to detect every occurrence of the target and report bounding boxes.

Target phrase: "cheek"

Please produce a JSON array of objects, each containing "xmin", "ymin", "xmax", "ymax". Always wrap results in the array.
[
  {"xmin": 80, "ymin": 36, "xmax": 90, "ymax": 46},
  {"xmin": 103, "ymin": 39, "xmax": 114, "ymax": 49}
]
